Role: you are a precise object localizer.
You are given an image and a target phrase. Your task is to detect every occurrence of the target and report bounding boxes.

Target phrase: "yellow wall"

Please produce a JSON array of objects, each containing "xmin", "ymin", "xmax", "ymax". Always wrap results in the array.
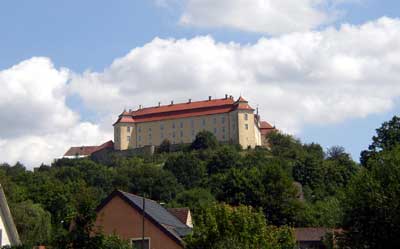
[{"xmin": 114, "ymin": 110, "xmax": 261, "ymax": 150}]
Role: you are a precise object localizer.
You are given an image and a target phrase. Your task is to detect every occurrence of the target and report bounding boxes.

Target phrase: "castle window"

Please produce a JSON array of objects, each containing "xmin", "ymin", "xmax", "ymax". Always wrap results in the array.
[
  {"xmin": 180, "ymin": 131, "xmax": 183, "ymax": 137},
  {"xmin": 192, "ymin": 130, "xmax": 195, "ymax": 136},
  {"xmin": 202, "ymin": 119, "xmax": 206, "ymax": 126},
  {"xmin": 173, "ymin": 132, "xmax": 176, "ymax": 138},
  {"xmin": 172, "ymin": 123, "xmax": 176, "ymax": 129},
  {"xmin": 221, "ymin": 117, "xmax": 225, "ymax": 124},
  {"xmin": 149, "ymin": 127, "xmax": 152, "ymax": 132},
  {"xmin": 245, "ymin": 124, "xmax": 249, "ymax": 130},
  {"xmin": 222, "ymin": 134, "xmax": 226, "ymax": 140},
  {"xmin": 127, "ymin": 136, "xmax": 130, "ymax": 142},
  {"xmin": 138, "ymin": 136, "xmax": 142, "ymax": 141},
  {"xmin": 191, "ymin": 119, "xmax": 194, "ymax": 128},
  {"xmin": 127, "ymin": 127, "xmax": 131, "ymax": 132},
  {"xmin": 138, "ymin": 127, "xmax": 142, "ymax": 133},
  {"xmin": 244, "ymin": 113, "xmax": 248, "ymax": 120},
  {"xmin": 213, "ymin": 117, "xmax": 217, "ymax": 124},
  {"xmin": 161, "ymin": 133, "xmax": 164, "ymax": 139},
  {"xmin": 214, "ymin": 128, "xmax": 217, "ymax": 134},
  {"xmin": 180, "ymin": 122, "xmax": 184, "ymax": 128},
  {"xmin": 222, "ymin": 127, "xmax": 226, "ymax": 133},
  {"xmin": 160, "ymin": 123, "xmax": 164, "ymax": 130}
]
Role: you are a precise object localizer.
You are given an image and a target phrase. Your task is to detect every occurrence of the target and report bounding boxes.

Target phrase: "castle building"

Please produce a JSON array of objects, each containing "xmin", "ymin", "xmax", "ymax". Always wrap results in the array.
[{"xmin": 113, "ymin": 95, "xmax": 275, "ymax": 150}]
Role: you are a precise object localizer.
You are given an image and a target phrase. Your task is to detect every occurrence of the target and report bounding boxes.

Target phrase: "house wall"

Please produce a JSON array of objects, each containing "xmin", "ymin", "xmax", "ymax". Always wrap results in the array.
[
  {"xmin": 0, "ymin": 214, "xmax": 11, "ymax": 246},
  {"xmin": 94, "ymin": 195, "xmax": 183, "ymax": 249},
  {"xmin": 115, "ymin": 113, "xmax": 239, "ymax": 150}
]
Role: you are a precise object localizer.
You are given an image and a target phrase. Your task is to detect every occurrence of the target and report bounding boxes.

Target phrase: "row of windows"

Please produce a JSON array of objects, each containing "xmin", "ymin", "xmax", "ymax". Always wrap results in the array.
[
  {"xmin": 126, "ymin": 124, "xmax": 248, "ymax": 143},
  {"xmin": 132, "ymin": 117, "xmax": 228, "ymax": 133}
]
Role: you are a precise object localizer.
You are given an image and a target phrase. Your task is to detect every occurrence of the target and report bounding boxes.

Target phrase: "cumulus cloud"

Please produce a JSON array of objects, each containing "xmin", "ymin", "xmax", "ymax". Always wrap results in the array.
[
  {"xmin": 0, "ymin": 58, "xmax": 111, "ymax": 168},
  {"xmin": 166, "ymin": 0, "xmax": 348, "ymax": 34},
  {"xmin": 69, "ymin": 17, "xmax": 400, "ymax": 134}
]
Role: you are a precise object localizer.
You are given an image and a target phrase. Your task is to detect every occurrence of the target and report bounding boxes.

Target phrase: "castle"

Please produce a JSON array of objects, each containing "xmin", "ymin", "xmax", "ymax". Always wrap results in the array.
[{"xmin": 113, "ymin": 95, "xmax": 275, "ymax": 150}]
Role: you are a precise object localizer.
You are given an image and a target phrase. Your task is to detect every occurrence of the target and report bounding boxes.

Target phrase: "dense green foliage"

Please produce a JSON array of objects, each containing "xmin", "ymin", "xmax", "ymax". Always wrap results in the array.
[
  {"xmin": 185, "ymin": 203, "xmax": 295, "ymax": 249},
  {"xmin": 341, "ymin": 146, "xmax": 400, "ymax": 248}
]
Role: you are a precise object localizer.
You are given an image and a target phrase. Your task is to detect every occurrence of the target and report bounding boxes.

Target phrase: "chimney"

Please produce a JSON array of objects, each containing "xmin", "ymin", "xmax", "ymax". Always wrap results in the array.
[
  {"xmin": 129, "ymin": 109, "xmax": 132, "ymax": 112},
  {"xmin": 158, "ymin": 102, "xmax": 161, "ymax": 107},
  {"xmin": 171, "ymin": 100, "xmax": 174, "ymax": 105},
  {"xmin": 230, "ymin": 95, "xmax": 233, "ymax": 99},
  {"xmin": 208, "ymin": 96, "xmax": 212, "ymax": 101},
  {"xmin": 188, "ymin": 98, "xmax": 192, "ymax": 103},
  {"xmin": 225, "ymin": 94, "xmax": 228, "ymax": 99},
  {"xmin": 139, "ymin": 105, "xmax": 142, "ymax": 109}
]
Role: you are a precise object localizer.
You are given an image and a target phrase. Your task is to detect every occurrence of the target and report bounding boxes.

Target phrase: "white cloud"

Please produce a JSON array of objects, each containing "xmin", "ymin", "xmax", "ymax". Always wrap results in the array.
[
  {"xmin": 0, "ymin": 58, "xmax": 111, "ymax": 168},
  {"xmin": 174, "ymin": 0, "xmax": 346, "ymax": 34},
  {"xmin": 69, "ymin": 17, "xmax": 400, "ymax": 134}
]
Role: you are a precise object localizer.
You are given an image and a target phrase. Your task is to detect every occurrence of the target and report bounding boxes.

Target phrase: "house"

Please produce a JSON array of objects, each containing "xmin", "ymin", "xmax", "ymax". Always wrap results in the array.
[
  {"xmin": 94, "ymin": 190, "xmax": 192, "ymax": 249},
  {"xmin": 113, "ymin": 95, "xmax": 275, "ymax": 150},
  {"xmin": 294, "ymin": 228, "xmax": 334, "ymax": 249},
  {"xmin": 0, "ymin": 184, "xmax": 21, "ymax": 246},
  {"xmin": 63, "ymin": 140, "xmax": 114, "ymax": 158}
]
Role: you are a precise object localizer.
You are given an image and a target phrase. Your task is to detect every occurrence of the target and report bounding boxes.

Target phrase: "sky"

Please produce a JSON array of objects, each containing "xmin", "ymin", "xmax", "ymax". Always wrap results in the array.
[{"xmin": 1, "ymin": 0, "xmax": 400, "ymax": 168}]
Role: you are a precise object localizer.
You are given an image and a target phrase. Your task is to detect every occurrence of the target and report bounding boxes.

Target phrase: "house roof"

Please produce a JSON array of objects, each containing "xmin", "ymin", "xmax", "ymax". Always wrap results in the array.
[
  {"xmin": 63, "ymin": 140, "xmax": 114, "ymax": 157},
  {"xmin": 167, "ymin": 208, "xmax": 190, "ymax": 225},
  {"xmin": 114, "ymin": 96, "xmax": 254, "ymax": 125},
  {"xmin": 0, "ymin": 184, "xmax": 21, "ymax": 245},
  {"xmin": 294, "ymin": 228, "xmax": 331, "ymax": 242},
  {"xmin": 97, "ymin": 190, "xmax": 192, "ymax": 246},
  {"xmin": 260, "ymin": 121, "xmax": 276, "ymax": 136}
]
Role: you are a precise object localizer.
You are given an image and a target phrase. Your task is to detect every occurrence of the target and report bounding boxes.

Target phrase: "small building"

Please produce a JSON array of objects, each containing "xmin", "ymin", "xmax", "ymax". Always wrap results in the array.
[
  {"xmin": 63, "ymin": 140, "xmax": 114, "ymax": 159},
  {"xmin": 295, "ymin": 228, "xmax": 332, "ymax": 249},
  {"xmin": 0, "ymin": 184, "xmax": 21, "ymax": 246},
  {"xmin": 94, "ymin": 190, "xmax": 192, "ymax": 249}
]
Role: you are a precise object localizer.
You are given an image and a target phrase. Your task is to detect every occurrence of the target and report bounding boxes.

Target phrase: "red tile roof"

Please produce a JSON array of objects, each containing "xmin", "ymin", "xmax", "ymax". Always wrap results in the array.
[
  {"xmin": 63, "ymin": 140, "xmax": 114, "ymax": 157},
  {"xmin": 260, "ymin": 121, "xmax": 276, "ymax": 136},
  {"xmin": 114, "ymin": 96, "xmax": 254, "ymax": 125},
  {"xmin": 167, "ymin": 208, "xmax": 190, "ymax": 225}
]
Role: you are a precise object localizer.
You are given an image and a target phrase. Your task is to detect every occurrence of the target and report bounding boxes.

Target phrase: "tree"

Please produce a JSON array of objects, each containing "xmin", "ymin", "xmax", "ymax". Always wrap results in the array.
[
  {"xmin": 158, "ymin": 139, "xmax": 171, "ymax": 153},
  {"xmin": 190, "ymin": 131, "xmax": 218, "ymax": 150},
  {"xmin": 164, "ymin": 153, "xmax": 207, "ymax": 189},
  {"xmin": 185, "ymin": 204, "xmax": 295, "ymax": 249},
  {"xmin": 172, "ymin": 188, "xmax": 216, "ymax": 212},
  {"xmin": 360, "ymin": 116, "xmax": 400, "ymax": 166},
  {"xmin": 11, "ymin": 201, "xmax": 52, "ymax": 246},
  {"xmin": 341, "ymin": 146, "xmax": 400, "ymax": 248},
  {"xmin": 267, "ymin": 131, "xmax": 304, "ymax": 161},
  {"xmin": 210, "ymin": 162, "xmax": 303, "ymax": 226},
  {"xmin": 206, "ymin": 145, "xmax": 242, "ymax": 174}
]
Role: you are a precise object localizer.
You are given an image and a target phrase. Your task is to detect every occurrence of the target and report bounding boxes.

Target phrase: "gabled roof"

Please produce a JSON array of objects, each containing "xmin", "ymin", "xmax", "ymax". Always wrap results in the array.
[
  {"xmin": 0, "ymin": 184, "xmax": 21, "ymax": 246},
  {"xmin": 167, "ymin": 208, "xmax": 191, "ymax": 226},
  {"xmin": 63, "ymin": 140, "xmax": 114, "ymax": 157},
  {"xmin": 114, "ymin": 96, "xmax": 255, "ymax": 125},
  {"xmin": 96, "ymin": 190, "xmax": 192, "ymax": 246}
]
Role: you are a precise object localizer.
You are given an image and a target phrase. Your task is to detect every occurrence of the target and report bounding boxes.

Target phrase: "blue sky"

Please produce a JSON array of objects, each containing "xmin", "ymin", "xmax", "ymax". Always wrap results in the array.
[{"xmin": 1, "ymin": 0, "xmax": 400, "ymax": 166}]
